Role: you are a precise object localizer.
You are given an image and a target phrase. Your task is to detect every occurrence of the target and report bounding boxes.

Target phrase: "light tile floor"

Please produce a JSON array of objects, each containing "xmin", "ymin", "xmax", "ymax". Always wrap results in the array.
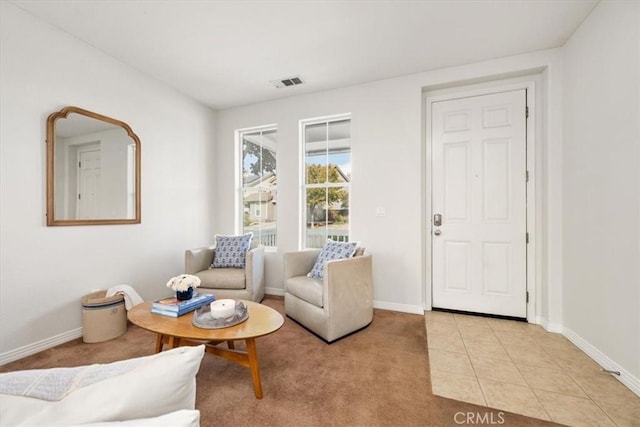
[{"xmin": 425, "ymin": 311, "xmax": 640, "ymax": 426}]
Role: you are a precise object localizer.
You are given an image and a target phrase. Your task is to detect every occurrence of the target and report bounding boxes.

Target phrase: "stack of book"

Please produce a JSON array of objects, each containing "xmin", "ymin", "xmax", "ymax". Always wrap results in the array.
[{"xmin": 151, "ymin": 292, "xmax": 215, "ymax": 317}]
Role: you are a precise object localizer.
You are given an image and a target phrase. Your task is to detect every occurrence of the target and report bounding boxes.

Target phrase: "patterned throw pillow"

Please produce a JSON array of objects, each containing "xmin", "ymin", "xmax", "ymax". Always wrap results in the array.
[
  {"xmin": 308, "ymin": 241, "xmax": 358, "ymax": 279},
  {"xmin": 211, "ymin": 233, "xmax": 253, "ymax": 268}
]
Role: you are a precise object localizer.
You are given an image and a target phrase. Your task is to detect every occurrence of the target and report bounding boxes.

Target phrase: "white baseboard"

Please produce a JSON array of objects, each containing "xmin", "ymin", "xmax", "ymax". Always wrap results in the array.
[
  {"xmin": 563, "ymin": 327, "xmax": 640, "ymax": 398},
  {"xmin": 373, "ymin": 300, "xmax": 424, "ymax": 315},
  {"xmin": 0, "ymin": 327, "xmax": 83, "ymax": 366},
  {"xmin": 270, "ymin": 290, "xmax": 423, "ymax": 315},
  {"xmin": 535, "ymin": 315, "xmax": 563, "ymax": 333},
  {"xmin": 265, "ymin": 287, "xmax": 284, "ymax": 297}
]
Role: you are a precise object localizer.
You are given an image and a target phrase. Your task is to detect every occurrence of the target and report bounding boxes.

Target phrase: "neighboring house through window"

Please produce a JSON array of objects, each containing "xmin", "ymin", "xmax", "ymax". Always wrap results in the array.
[
  {"xmin": 301, "ymin": 115, "xmax": 351, "ymax": 248},
  {"xmin": 238, "ymin": 126, "xmax": 277, "ymax": 247}
]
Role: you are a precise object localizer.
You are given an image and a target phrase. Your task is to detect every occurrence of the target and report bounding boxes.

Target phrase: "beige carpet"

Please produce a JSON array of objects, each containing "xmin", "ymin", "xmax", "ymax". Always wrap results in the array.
[{"xmin": 0, "ymin": 297, "xmax": 561, "ymax": 426}]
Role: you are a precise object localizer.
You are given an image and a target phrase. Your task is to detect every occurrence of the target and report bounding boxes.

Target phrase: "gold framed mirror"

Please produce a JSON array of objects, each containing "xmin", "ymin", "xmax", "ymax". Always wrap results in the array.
[{"xmin": 46, "ymin": 106, "xmax": 141, "ymax": 226}]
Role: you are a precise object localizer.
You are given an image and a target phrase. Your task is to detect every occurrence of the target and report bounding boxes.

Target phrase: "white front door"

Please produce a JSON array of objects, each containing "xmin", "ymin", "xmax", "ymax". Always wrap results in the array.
[
  {"xmin": 431, "ymin": 89, "xmax": 527, "ymax": 318},
  {"xmin": 77, "ymin": 146, "xmax": 101, "ymax": 219}
]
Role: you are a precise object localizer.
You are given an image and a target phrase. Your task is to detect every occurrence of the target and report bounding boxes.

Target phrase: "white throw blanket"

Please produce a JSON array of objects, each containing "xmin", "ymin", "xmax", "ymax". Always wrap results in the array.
[{"xmin": 105, "ymin": 284, "xmax": 144, "ymax": 310}]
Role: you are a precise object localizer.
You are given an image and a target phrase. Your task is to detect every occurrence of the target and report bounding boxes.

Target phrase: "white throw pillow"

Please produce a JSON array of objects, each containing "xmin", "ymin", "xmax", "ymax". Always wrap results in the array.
[
  {"xmin": 0, "ymin": 345, "xmax": 205, "ymax": 426},
  {"xmin": 308, "ymin": 241, "xmax": 358, "ymax": 279},
  {"xmin": 211, "ymin": 233, "xmax": 253, "ymax": 268}
]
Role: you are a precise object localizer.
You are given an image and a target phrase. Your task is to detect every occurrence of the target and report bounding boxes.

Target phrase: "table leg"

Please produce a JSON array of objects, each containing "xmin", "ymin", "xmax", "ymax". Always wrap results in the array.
[
  {"xmin": 155, "ymin": 334, "xmax": 181, "ymax": 352},
  {"xmin": 155, "ymin": 334, "xmax": 164, "ymax": 353},
  {"xmin": 184, "ymin": 337, "xmax": 265, "ymax": 399},
  {"xmin": 168, "ymin": 335, "xmax": 179, "ymax": 348},
  {"xmin": 246, "ymin": 338, "xmax": 263, "ymax": 399},
  {"xmin": 227, "ymin": 340, "xmax": 235, "ymax": 350}
]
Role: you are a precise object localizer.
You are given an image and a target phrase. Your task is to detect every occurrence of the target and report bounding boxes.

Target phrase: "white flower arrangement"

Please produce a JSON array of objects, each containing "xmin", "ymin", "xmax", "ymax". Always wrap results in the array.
[{"xmin": 166, "ymin": 274, "xmax": 201, "ymax": 292}]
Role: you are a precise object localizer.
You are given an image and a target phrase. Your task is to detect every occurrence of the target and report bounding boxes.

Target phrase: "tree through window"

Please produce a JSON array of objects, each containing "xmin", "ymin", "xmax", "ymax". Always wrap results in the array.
[
  {"xmin": 302, "ymin": 116, "xmax": 351, "ymax": 248},
  {"xmin": 240, "ymin": 127, "xmax": 277, "ymax": 247}
]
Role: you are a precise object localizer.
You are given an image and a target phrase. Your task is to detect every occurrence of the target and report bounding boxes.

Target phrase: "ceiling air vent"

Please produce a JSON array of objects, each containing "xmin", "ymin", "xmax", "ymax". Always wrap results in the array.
[{"xmin": 271, "ymin": 76, "xmax": 304, "ymax": 88}]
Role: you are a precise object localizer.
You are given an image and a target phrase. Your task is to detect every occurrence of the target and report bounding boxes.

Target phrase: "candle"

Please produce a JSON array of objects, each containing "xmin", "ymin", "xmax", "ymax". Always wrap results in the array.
[{"xmin": 210, "ymin": 299, "xmax": 236, "ymax": 319}]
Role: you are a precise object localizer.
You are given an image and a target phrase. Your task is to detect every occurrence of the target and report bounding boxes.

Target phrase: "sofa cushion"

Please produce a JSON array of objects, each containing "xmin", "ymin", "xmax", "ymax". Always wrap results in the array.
[
  {"xmin": 286, "ymin": 276, "xmax": 323, "ymax": 308},
  {"xmin": 196, "ymin": 267, "xmax": 246, "ymax": 289},
  {"xmin": 70, "ymin": 410, "xmax": 200, "ymax": 427},
  {"xmin": 211, "ymin": 233, "xmax": 253, "ymax": 268},
  {"xmin": 0, "ymin": 345, "xmax": 205, "ymax": 426},
  {"xmin": 308, "ymin": 241, "xmax": 358, "ymax": 279}
]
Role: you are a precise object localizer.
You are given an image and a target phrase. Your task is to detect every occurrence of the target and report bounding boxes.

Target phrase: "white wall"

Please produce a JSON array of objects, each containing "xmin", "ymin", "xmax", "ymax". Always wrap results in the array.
[
  {"xmin": 0, "ymin": 3, "xmax": 216, "ymax": 362},
  {"xmin": 563, "ymin": 0, "xmax": 640, "ymax": 385},
  {"xmin": 215, "ymin": 49, "xmax": 565, "ymax": 319}
]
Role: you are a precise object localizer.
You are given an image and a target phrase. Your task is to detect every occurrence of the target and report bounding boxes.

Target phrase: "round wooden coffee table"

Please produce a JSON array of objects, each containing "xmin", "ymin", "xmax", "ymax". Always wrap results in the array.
[{"xmin": 128, "ymin": 300, "xmax": 284, "ymax": 399}]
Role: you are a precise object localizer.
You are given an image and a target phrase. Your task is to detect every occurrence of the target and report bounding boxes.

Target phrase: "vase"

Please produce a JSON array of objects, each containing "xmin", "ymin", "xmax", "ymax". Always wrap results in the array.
[{"xmin": 176, "ymin": 287, "xmax": 194, "ymax": 301}]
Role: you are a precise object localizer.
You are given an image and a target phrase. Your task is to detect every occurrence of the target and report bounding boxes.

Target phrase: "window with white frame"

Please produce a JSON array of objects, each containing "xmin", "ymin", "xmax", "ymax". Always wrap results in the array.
[
  {"xmin": 239, "ymin": 126, "xmax": 277, "ymax": 247},
  {"xmin": 301, "ymin": 115, "xmax": 351, "ymax": 248}
]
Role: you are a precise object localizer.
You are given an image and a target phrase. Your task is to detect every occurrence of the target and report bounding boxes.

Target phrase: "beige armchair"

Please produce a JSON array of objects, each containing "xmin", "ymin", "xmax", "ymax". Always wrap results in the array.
[
  {"xmin": 283, "ymin": 249, "xmax": 373, "ymax": 343},
  {"xmin": 185, "ymin": 244, "xmax": 265, "ymax": 302}
]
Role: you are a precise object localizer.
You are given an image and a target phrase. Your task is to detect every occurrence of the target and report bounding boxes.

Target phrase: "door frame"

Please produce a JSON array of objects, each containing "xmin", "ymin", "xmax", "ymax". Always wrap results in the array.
[{"xmin": 424, "ymin": 78, "xmax": 538, "ymax": 323}]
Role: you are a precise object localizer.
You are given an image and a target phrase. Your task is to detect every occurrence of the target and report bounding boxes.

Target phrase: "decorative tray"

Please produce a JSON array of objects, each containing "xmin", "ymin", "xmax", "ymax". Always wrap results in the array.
[{"xmin": 192, "ymin": 301, "xmax": 249, "ymax": 329}]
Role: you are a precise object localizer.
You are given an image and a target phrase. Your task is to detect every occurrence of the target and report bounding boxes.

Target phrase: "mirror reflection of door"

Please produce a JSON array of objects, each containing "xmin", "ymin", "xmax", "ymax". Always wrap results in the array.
[
  {"xmin": 54, "ymin": 114, "xmax": 134, "ymax": 220},
  {"xmin": 76, "ymin": 143, "xmax": 101, "ymax": 219}
]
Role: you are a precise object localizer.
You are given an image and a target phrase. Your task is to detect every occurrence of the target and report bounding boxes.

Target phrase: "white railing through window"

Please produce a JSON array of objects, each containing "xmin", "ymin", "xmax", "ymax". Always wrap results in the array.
[
  {"xmin": 248, "ymin": 228, "xmax": 349, "ymax": 249},
  {"xmin": 306, "ymin": 229, "xmax": 349, "ymax": 248}
]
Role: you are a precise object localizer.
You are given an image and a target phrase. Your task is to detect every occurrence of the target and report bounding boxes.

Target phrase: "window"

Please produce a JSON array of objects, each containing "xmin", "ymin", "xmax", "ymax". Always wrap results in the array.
[
  {"xmin": 239, "ymin": 126, "xmax": 277, "ymax": 247},
  {"xmin": 301, "ymin": 115, "xmax": 351, "ymax": 248}
]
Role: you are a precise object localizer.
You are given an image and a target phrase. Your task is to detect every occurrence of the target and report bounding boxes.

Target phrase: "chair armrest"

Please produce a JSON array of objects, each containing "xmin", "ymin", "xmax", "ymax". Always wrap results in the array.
[
  {"xmin": 244, "ymin": 245, "xmax": 265, "ymax": 295},
  {"xmin": 283, "ymin": 249, "xmax": 322, "ymax": 281},
  {"xmin": 324, "ymin": 253, "xmax": 373, "ymax": 314},
  {"xmin": 185, "ymin": 246, "xmax": 215, "ymax": 274}
]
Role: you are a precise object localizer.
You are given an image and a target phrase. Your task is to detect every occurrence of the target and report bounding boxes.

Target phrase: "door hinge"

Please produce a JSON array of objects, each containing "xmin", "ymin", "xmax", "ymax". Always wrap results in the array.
[
  {"xmin": 78, "ymin": 161, "xmax": 81, "ymax": 168},
  {"xmin": 526, "ymin": 170, "xmax": 529, "ymax": 182},
  {"xmin": 78, "ymin": 194, "xmax": 81, "ymax": 200},
  {"xmin": 526, "ymin": 106, "xmax": 529, "ymax": 119},
  {"xmin": 526, "ymin": 291, "xmax": 529, "ymax": 303},
  {"xmin": 526, "ymin": 232, "xmax": 529, "ymax": 244}
]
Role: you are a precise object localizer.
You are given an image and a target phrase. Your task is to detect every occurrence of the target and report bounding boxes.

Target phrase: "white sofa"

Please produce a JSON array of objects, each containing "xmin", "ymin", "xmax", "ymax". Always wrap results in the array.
[{"xmin": 0, "ymin": 345, "xmax": 205, "ymax": 426}]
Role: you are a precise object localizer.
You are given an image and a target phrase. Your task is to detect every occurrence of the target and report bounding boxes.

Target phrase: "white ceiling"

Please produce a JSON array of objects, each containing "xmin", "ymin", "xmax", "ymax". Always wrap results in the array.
[{"xmin": 12, "ymin": 0, "xmax": 597, "ymax": 110}]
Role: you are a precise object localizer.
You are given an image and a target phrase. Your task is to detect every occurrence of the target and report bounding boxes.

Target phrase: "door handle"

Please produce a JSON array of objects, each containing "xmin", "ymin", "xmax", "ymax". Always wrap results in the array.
[
  {"xmin": 434, "ymin": 229, "xmax": 441, "ymax": 236},
  {"xmin": 433, "ymin": 213, "xmax": 442, "ymax": 226}
]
